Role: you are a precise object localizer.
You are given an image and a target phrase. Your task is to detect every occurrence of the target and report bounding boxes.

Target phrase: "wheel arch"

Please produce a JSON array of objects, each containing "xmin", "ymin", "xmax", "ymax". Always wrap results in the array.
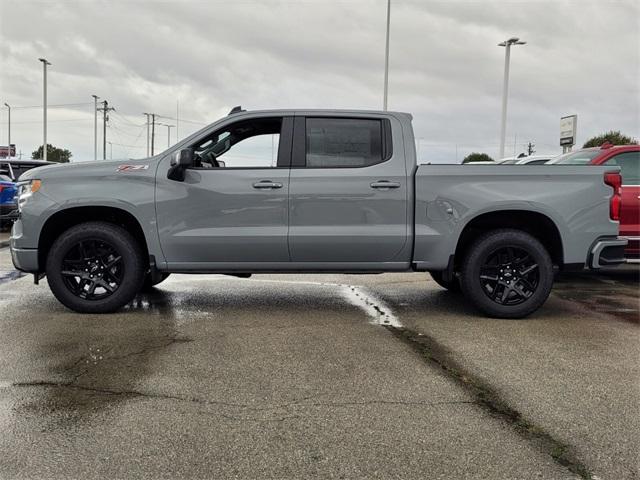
[
  {"xmin": 38, "ymin": 206, "xmax": 150, "ymax": 271},
  {"xmin": 453, "ymin": 210, "xmax": 564, "ymax": 269}
]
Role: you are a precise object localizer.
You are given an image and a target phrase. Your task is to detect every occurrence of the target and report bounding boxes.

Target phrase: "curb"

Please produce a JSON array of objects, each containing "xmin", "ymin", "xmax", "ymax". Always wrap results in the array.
[{"xmin": 0, "ymin": 240, "xmax": 10, "ymax": 249}]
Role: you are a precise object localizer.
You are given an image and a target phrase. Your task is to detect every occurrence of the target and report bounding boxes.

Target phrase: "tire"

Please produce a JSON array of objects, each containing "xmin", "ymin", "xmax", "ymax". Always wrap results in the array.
[
  {"xmin": 429, "ymin": 270, "xmax": 461, "ymax": 292},
  {"xmin": 45, "ymin": 222, "xmax": 146, "ymax": 313},
  {"xmin": 460, "ymin": 229, "xmax": 553, "ymax": 319},
  {"xmin": 141, "ymin": 272, "xmax": 170, "ymax": 291}
]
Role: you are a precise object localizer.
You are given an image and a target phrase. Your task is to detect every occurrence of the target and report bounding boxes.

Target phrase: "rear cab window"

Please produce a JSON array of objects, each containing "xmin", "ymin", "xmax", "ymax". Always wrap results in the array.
[{"xmin": 301, "ymin": 117, "xmax": 392, "ymax": 168}]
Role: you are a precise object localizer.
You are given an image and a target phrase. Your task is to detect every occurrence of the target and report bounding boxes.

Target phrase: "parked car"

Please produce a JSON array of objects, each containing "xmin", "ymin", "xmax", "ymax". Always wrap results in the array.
[
  {"xmin": 499, "ymin": 155, "xmax": 554, "ymax": 165},
  {"xmin": 0, "ymin": 173, "xmax": 18, "ymax": 230},
  {"xmin": 551, "ymin": 144, "xmax": 639, "ymax": 260},
  {"xmin": 11, "ymin": 108, "xmax": 626, "ymax": 317},
  {"xmin": 0, "ymin": 159, "xmax": 54, "ymax": 182}
]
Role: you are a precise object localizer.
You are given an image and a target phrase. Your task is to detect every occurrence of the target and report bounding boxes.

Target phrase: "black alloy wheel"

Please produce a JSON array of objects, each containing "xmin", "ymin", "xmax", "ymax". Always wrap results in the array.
[
  {"xmin": 61, "ymin": 239, "xmax": 124, "ymax": 300},
  {"xmin": 460, "ymin": 229, "xmax": 554, "ymax": 318},
  {"xmin": 46, "ymin": 222, "xmax": 146, "ymax": 313},
  {"xmin": 479, "ymin": 246, "xmax": 539, "ymax": 306}
]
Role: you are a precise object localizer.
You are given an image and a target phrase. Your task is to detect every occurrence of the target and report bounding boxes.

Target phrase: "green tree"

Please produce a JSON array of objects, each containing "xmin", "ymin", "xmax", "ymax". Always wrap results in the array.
[
  {"xmin": 31, "ymin": 144, "xmax": 72, "ymax": 163},
  {"xmin": 462, "ymin": 152, "xmax": 494, "ymax": 164},
  {"xmin": 583, "ymin": 131, "xmax": 638, "ymax": 148}
]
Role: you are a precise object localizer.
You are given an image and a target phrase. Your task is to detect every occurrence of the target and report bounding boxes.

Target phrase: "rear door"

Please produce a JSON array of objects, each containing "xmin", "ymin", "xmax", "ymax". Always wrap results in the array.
[
  {"xmin": 287, "ymin": 114, "xmax": 409, "ymax": 265},
  {"xmin": 604, "ymin": 150, "xmax": 640, "ymax": 256}
]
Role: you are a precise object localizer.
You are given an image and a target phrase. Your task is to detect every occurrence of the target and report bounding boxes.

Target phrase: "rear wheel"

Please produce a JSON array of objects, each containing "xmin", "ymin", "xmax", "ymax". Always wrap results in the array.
[
  {"xmin": 45, "ymin": 222, "xmax": 146, "ymax": 313},
  {"xmin": 460, "ymin": 229, "xmax": 553, "ymax": 318},
  {"xmin": 429, "ymin": 270, "xmax": 461, "ymax": 292}
]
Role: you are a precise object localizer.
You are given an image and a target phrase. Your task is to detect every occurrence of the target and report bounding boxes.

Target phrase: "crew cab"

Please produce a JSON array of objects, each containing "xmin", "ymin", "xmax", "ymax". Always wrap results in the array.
[{"xmin": 10, "ymin": 109, "xmax": 626, "ymax": 317}]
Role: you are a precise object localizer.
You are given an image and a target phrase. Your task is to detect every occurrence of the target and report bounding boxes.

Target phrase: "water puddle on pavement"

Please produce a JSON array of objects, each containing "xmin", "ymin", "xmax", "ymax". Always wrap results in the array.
[{"xmin": 0, "ymin": 270, "xmax": 26, "ymax": 286}]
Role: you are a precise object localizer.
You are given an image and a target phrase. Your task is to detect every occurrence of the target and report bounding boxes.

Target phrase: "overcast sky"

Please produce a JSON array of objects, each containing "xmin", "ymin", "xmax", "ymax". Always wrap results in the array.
[{"xmin": 1, "ymin": 0, "xmax": 638, "ymax": 163}]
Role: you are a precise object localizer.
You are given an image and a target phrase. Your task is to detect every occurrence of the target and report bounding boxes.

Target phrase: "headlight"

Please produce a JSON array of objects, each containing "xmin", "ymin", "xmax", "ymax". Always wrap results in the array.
[{"xmin": 17, "ymin": 179, "xmax": 42, "ymax": 211}]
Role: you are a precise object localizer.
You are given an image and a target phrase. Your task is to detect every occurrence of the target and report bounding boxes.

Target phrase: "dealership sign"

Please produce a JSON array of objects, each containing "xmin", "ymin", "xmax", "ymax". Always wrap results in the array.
[
  {"xmin": 560, "ymin": 115, "xmax": 577, "ymax": 146},
  {"xmin": 0, "ymin": 145, "xmax": 16, "ymax": 158}
]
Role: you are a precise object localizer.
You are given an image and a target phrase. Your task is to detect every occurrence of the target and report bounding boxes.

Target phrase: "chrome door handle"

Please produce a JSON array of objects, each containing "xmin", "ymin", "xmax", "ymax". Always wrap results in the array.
[
  {"xmin": 370, "ymin": 181, "xmax": 400, "ymax": 189},
  {"xmin": 253, "ymin": 180, "xmax": 283, "ymax": 189}
]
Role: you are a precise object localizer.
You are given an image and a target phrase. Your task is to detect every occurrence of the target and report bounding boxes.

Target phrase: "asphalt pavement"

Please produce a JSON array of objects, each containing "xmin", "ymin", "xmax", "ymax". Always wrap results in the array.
[{"xmin": 0, "ymin": 245, "xmax": 638, "ymax": 480}]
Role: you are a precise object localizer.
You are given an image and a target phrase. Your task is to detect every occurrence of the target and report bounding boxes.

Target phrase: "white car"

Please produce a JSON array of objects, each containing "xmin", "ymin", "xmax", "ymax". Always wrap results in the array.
[{"xmin": 499, "ymin": 155, "xmax": 555, "ymax": 165}]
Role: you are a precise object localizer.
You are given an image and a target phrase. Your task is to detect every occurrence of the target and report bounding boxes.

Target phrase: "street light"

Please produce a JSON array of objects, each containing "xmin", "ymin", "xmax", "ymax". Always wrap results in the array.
[
  {"xmin": 92, "ymin": 95, "xmax": 99, "ymax": 161},
  {"xmin": 157, "ymin": 122, "xmax": 174, "ymax": 148},
  {"xmin": 383, "ymin": 0, "xmax": 391, "ymax": 111},
  {"xmin": 38, "ymin": 58, "xmax": 52, "ymax": 161},
  {"xmin": 498, "ymin": 37, "xmax": 526, "ymax": 159},
  {"xmin": 3, "ymin": 103, "xmax": 10, "ymax": 157}
]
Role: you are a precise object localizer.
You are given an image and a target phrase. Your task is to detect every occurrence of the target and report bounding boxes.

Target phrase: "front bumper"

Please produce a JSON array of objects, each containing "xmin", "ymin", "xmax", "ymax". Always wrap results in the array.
[
  {"xmin": 11, "ymin": 246, "xmax": 39, "ymax": 273},
  {"xmin": 588, "ymin": 237, "xmax": 628, "ymax": 269}
]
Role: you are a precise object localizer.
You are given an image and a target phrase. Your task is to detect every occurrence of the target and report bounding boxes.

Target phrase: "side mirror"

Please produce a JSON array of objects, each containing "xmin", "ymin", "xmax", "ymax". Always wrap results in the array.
[
  {"xmin": 168, "ymin": 148, "xmax": 194, "ymax": 181},
  {"xmin": 171, "ymin": 149, "xmax": 194, "ymax": 168},
  {"xmin": 217, "ymin": 160, "xmax": 226, "ymax": 168}
]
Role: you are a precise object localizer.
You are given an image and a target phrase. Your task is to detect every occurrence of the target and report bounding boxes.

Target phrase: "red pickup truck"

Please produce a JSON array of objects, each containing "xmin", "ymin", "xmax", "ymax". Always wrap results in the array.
[{"xmin": 552, "ymin": 144, "xmax": 640, "ymax": 260}]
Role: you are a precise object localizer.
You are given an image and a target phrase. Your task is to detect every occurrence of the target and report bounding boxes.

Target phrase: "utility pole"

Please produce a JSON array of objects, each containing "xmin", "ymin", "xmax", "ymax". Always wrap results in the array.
[
  {"xmin": 143, "ymin": 113, "xmax": 151, "ymax": 157},
  {"xmin": 151, "ymin": 113, "xmax": 156, "ymax": 156},
  {"xmin": 91, "ymin": 95, "xmax": 99, "ymax": 161},
  {"xmin": 383, "ymin": 0, "xmax": 391, "ymax": 111},
  {"xmin": 3, "ymin": 103, "xmax": 10, "ymax": 156},
  {"xmin": 38, "ymin": 58, "xmax": 51, "ymax": 161},
  {"xmin": 97, "ymin": 100, "xmax": 115, "ymax": 160},
  {"xmin": 527, "ymin": 141, "xmax": 535, "ymax": 156},
  {"xmin": 498, "ymin": 37, "xmax": 526, "ymax": 159}
]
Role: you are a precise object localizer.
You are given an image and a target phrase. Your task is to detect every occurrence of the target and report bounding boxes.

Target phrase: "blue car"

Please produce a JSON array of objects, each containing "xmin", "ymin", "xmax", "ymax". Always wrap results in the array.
[{"xmin": 0, "ymin": 172, "xmax": 18, "ymax": 229}]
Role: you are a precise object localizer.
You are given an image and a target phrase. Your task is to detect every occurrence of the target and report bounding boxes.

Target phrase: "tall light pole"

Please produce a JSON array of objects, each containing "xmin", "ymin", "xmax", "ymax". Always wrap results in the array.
[
  {"xmin": 143, "ymin": 113, "xmax": 151, "ymax": 157},
  {"xmin": 498, "ymin": 37, "xmax": 525, "ymax": 159},
  {"xmin": 158, "ymin": 123, "xmax": 174, "ymax": 148},
  {"xmin": 3, "ymin": 103, "xmax": 10, "ymax": 157},
  {"xmin": 92, "ymin": 95, "xmax": 99, "ymax": 161},
  {"xmin": 38, "ymin": 58, "xmax": 51, "ymax": 161},
  {"xmin": 383, "ymin": 0, "xmax": 391, "ymax": 111}
]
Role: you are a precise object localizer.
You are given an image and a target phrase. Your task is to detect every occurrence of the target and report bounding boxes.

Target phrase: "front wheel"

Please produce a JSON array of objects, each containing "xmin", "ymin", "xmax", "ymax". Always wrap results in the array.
[
  {"xmin": 460, "ymin": 229, "xmax": 553, "ymax": 318},
  {"xmin": 46, "ymin": 222, "xmax": 146, "ymax": 313}
]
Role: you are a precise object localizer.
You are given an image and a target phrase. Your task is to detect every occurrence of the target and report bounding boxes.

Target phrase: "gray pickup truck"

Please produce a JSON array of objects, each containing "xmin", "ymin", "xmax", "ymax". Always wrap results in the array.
[{"xmin": 10, "ymin": 108, "xmax": 626, "ymax": 317}]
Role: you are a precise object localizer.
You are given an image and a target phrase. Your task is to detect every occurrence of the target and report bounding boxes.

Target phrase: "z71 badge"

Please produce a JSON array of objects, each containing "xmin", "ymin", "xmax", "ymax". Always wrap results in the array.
[{"xmin": 116, "ymin": 164, "xmax": 149, "ymax": 172}]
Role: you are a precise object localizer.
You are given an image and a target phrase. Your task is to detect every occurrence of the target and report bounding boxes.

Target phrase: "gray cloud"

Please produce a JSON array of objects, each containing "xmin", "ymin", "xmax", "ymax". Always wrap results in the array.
[{"xmin": 1, "ymin": 0, "xmax": 638, "ymax": 162}]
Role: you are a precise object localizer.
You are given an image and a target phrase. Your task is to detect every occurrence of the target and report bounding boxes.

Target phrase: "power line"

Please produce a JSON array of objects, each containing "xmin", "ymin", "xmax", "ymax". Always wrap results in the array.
[{"xmin": 10, "ymin": 102, "xmax": 93, "ymax": 110}]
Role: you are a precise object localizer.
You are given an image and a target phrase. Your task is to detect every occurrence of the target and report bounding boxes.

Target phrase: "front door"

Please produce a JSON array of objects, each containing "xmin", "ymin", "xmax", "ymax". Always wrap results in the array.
[
  {"xmin": 288, "ymin": 115, "xmax": 409, "ymax": 265},
  {"xmin": 155, "ymin": 116, "xmax": 293, "ymax": 268}
]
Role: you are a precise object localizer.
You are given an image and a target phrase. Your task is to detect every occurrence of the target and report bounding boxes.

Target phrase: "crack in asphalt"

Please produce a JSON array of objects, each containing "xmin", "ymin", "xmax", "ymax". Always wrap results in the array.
[
  {"xmin": 385, "ymin": 325, "xmax": 594, "ymax": 480},
  {"xmin": 11, "ymin": 381, "xmax": 474, "ymax": 411}
]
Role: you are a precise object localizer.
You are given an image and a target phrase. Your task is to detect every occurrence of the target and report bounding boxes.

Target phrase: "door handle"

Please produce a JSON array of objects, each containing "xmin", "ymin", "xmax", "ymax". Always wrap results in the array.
[
  {"xmin": 370, "ymin": 180, "xmax": 401, "ymax": 189},
  {"xmin": 253, "ymin": 180, "xmax": 283, "ymax": 189}
]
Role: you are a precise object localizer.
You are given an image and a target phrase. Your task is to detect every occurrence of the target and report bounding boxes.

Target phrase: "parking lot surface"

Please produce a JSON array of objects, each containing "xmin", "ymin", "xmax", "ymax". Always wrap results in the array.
[{"xmin": 0, "ymin": 245, "xmax": 638, "ymax": 480}]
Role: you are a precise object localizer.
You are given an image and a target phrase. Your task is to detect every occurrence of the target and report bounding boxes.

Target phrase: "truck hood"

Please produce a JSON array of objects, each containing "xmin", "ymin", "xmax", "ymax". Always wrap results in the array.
[{"xmin": 19, "ymin": 158, "xmax": 160, "ymax": 181}]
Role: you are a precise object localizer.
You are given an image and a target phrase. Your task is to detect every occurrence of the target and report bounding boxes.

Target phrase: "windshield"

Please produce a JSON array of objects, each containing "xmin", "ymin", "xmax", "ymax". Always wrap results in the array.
[{"xmin": 552, "ymin": 149, "xmax": 602, "ymax": 165}]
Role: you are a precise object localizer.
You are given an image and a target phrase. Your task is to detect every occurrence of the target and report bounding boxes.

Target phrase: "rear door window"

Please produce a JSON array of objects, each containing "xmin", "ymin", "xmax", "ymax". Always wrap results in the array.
[{"xmin": 305, "ymin": 118, "xmax": 387, "ymax": 168}]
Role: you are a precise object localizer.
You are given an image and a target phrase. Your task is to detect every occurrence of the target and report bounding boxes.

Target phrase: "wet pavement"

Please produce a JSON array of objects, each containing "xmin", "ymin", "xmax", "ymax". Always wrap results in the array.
[{"xmin": 0, "ymin": 245, "xmax": 638, "ymax": 480}]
